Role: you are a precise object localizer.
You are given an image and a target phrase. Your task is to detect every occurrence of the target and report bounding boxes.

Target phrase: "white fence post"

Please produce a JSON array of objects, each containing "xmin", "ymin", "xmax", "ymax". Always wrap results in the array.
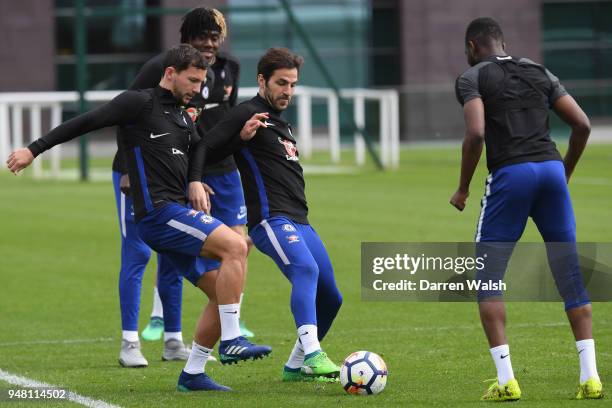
[
  {"xmin": 389, "ymin": 91, "xmax": 400, "ymax": 169},
  {"xmin": 327, "ymin": 92, "xmax": 340, "ymax": 163},
  {"xmin": 379, "ymin": 94, "xmax": 390, "ymax": 167},
  {"xmin": 353, "ymin": 93, "xmax": 366, "ymax": 166},
  {"xmin": 50, "ymin": 104, "xmax": 62, "ymax": 178},
  {"xmin": 0, "ymin": 103, "xmax": 10, "ymax": 163},
  {"xmin": 30, "ymin": 105, "xmax": 43, "ymax": 178},
  {"xmin": 297, "ymin": 90, "xmax": 312, "ymax": 159}
]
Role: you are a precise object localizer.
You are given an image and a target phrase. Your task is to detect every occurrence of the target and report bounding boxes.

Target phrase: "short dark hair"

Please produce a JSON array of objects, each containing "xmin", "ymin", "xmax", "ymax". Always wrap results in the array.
[
  {"xmin": 465, "ymin": 17, "xmax": 504, "ymax": 47},
  {"xmin": 180, "ymin": 7, "xmax": 227, "ymax": 43},
  {"xmin": 257, "ymin": 48, "xmax": 304, "ymax": 82},
  {"xmin": 163, "ymin": 44, "xmax": 208, "ymax": 73}
]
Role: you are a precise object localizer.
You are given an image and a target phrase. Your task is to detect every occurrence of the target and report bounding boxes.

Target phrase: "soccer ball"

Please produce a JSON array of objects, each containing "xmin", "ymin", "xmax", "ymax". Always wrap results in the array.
[{"xmin": 340, "ymin": 351, "xmax": 388, "ymax": 395}]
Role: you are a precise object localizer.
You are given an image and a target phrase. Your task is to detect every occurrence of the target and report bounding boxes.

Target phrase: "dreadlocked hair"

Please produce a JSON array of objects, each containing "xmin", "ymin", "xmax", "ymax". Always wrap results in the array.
[{"xmin": 180, "ymin": 7, "xmax": 227, "ymax": 43}]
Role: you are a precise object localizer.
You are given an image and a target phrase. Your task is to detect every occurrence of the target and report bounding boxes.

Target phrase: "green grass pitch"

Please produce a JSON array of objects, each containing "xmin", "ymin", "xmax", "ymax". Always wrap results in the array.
[{"xmin": 0, "ymin": 145, "xmax": 611, "ymax": 407}]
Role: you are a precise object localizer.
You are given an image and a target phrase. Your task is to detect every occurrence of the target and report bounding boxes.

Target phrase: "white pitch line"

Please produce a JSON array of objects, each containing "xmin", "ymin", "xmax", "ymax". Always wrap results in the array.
[
  {"xmin": 0, "ymin": 368, "xmax": 122, "ymax": 408},
  {"xmin": 0, "ymin": 337, "xmax": 114, "ymax": 347}
]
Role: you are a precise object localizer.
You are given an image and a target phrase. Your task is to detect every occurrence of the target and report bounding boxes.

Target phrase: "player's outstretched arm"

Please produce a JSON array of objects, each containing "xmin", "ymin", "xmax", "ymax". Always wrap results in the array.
[
  {"xmin": 6, "ymin": 91, "xmax": 147, "ymax": 174},
  {"xmin": 552, "ymin": 94, "xmax": 591, "ymax": 182},
  {"xmin": 450, "ymin": 97, "xmax": 485, "ymax": 211}
]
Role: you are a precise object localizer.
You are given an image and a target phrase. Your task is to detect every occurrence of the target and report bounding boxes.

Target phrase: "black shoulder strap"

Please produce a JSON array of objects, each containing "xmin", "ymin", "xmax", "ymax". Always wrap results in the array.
[{"xmin": 486, "ymin": 57, "xmax": 548, "ymax": 112}]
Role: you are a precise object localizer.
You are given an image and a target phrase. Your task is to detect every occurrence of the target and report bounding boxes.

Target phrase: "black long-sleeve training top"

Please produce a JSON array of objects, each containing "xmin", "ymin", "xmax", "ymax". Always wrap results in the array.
[
  {"xmin": 189, "ymin": 94, "xmax": 308, "ymax": 228},
  {"xmin": 29, "ymin": 86, "xmax": 198, "ymax": 221}
]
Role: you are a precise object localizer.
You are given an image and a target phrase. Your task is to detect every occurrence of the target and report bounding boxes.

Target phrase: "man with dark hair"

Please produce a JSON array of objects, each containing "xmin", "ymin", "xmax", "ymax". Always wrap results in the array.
[
  {"xmin": 110, "ymin": 6, "xmax": 254, "ymax": 368},
  {"xmin": 7, "ymin": 44, "xmax": 271, "ymax": 392},
  {"xmin": 451, "ymin": 17, "xmax": 602, "ymax": 401},
  {"xmin": 189, "ymin": 47, "xmax": 343, "ymax": 381}
]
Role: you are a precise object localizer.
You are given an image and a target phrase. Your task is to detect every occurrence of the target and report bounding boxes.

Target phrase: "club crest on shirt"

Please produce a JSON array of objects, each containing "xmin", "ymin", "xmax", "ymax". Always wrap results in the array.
[
  {"xmin": 286, "ymin": 234, "xmax": 300, "ymax": 243},
  {"xmin": 282, "ymin": 224, "xmax": 296, "ymax": 232},
  {"xmin": 278, "ymin": 137, "xmax": 299, "ymax": 162},
  {"xmin": 185, "ymin": 107, "xmax": 202, "ymax": 123},
  {"xmin": 202, "ymin": 86, "xmax": 210, "ymax": 99},
  {"xmin": 200, "ymin": 214, "xmax": 214, "ymax": 224}
]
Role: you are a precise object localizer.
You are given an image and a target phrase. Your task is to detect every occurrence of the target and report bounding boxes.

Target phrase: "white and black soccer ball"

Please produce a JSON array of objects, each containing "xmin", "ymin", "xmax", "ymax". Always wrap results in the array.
[{"xmin": 340, "ymin": 351, "xmax": 388, "ymax": 395}]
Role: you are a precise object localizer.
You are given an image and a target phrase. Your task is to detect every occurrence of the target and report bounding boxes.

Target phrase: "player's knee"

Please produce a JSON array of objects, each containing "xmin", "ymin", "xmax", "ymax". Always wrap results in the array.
[
  {"xmin": 564, "ymin": 296, "xmax": 591, "ymax": 312},
  {"xmin": 222, "ymin": 236, "xmax": 248, "ymax": 263},
  {"xmin": 289, "ymin": 262, "xmax": 319, "ymax": 284}
]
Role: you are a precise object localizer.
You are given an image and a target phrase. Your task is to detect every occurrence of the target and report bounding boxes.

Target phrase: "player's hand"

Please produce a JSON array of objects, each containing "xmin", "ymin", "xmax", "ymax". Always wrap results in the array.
[
  {"xmin": 450, "ymin": 188, "xmax": 469, "ymax": 211},
  {"xmin": 120, "ymin": 174, "xmax": 131, "ymax": 195},
  {"xmin": 6, "ymin": 148, "xmax": 34, "ymax": 174},
  {"xmin": 188, "ymin": 181, "xmax": 211, "ymax": 214},
  {"xmin": 240, "ymin": 113, "xmax": 269, "ymax": 141},
  {"xmin": 201, "ymin": 182, "xmax": 215, "ymax": 213}
]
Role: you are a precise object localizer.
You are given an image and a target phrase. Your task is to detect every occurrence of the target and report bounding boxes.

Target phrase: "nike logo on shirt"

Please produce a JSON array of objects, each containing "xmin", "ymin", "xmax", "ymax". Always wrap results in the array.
[{"xmin": 150, "ymin": 132, "xmax": 171, "ymax": 139}]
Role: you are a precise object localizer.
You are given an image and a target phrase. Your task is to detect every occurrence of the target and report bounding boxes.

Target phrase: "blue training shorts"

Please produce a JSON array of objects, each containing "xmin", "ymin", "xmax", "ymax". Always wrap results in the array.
[
  {"xmin": 474, "ymin": 160, "xmax": 589, "ymax": 309},
  {"xmin": 136, "ymin": 202, "xmax": 222, "ymax": 286},
  {"xmin": 203, "ymin": 169, "xmax": 247, "ymax": 227}
]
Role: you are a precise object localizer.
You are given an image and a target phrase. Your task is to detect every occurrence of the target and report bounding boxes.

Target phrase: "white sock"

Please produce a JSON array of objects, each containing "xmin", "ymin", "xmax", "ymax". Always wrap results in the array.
[
  {"xmin": 219, "ymin": 303, "xmax": 241, "ymax": 341},
  {"xmin": 576, "ymin": 339, "xmax": 599, "ymax": 383},
  {"xmin": 183, "ymin": 341, "xmax": 212, "ymax": 374},
  {"xmin": 164, "ymin": 331, "xmax": 183, "ymax": 342},
  {"xmin": 238, "ymin": 293, "xmax": 244, "ymax": 320},
  {"xmin": 490, "ymin": 344, "xmax": 514, "ymax": 386},
  {"xmin": 285, "ymin": 338, "xmax": 305, "ymax": 369},
  {"xmin": 122, "ymin": 330, "xmax": 139, "ymax": 343},
  {"xmin": 297, "ymin": 324, "xmax": 320, "ymax": 355},
  {"xmin": 151, "ymin": 287, "xmax": 164, "ymax": 319}
]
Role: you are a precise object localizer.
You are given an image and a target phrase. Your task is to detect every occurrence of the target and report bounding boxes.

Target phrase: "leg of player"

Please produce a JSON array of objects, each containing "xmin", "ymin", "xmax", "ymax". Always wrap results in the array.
[
  {"xmin": 474, "ymin": 165, "xmax": 533, "ymax": 401},
  {"xmin": 530, "ymin": 161, "xmax": 602, "ymax": 399},
  {"xmin": 205, "ymin": 171, "xmax": 256, "ymax": 338},
  {"xmin": 177, "ymin": 270, "xmax": 229, "ymax": 392},
  {"xmin": 230, "ymin": 224, "xmax": 256, "ymax": 338},
  {"xmin": 141, "ymin": 284, "xmax": 164, "ymax": 341},
  {"xmin": 200, "ymin": 224, "xmax": 272, "ymax": 365},
  {"xmin": 282, "ymin": 222, "xmax": 343, "ymax": 383},
  {"xmin": 250, "ymin": 217, "xmax": 340, "ymax": 379},
  {"xmin": 156, "ymin": 254, "xmax": 191, "ymax": 362},
  {"xmin": 113, "ymin": 171, "xmax": 150, "ymax": 368}
]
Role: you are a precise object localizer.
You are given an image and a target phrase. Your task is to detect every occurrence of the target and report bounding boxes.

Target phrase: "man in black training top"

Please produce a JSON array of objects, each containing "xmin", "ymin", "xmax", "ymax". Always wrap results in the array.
[
  {"xmin": 450, "ymin": 17, "xmax": 601, "ymax": 401},
  {"xmin": 7, "ymin": 44, "xmax": 271, "ymax": 392},
  {"xmin": 110, "ymin": 7, "xmax": 254, "ymax": 368},
  {"xmin": 189, "ymin": 47, "xmax": 344, "ymax": 382}
]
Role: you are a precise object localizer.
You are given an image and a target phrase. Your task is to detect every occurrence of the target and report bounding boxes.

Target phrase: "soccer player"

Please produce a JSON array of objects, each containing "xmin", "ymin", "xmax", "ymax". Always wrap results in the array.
[
  {"xmin": 451, "ymin": 17, "xmax": 602, "ymax": 401},
  {"xmin": 111, "ymin": 6, "xmax": 253, "ymax": 368},
  {"xmin": 7, "ymin": 44, "xmax": 271, "ymax": 392},
  {"xmin": 189, "ymin": 48, "xmax": 343, "ymax": 380}
]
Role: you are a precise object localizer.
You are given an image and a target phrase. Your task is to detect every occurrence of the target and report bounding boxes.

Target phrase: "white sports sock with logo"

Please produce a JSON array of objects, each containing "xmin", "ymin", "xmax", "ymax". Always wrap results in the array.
[
  {"xmin": 490, "ymin": 344, "xmax": 514, "ymax": 386},
  {"xmin": 219, "ymin": 303, "xmax": 241, "ymax": 341},
  {"xmin": 285, "ymin": 338, "xmax": 305, "ymax": 369},
  {"xmin": 576, "ymin": 339, "xmax": 599, "ymax": 383},
  {"xmin": 122, "ymin": 330, "xmax": 139, "ymax": 343},
  {"xmin": 297, "ymin": 324, "xmax": 320, "ymax": 355},
  {"xmin": 151, "ymin": 286, "xmax": 164, "ymax": 318},
  {"xmin": 184, "ymin": 342, "xmax": 212, "ymax": 374}
]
